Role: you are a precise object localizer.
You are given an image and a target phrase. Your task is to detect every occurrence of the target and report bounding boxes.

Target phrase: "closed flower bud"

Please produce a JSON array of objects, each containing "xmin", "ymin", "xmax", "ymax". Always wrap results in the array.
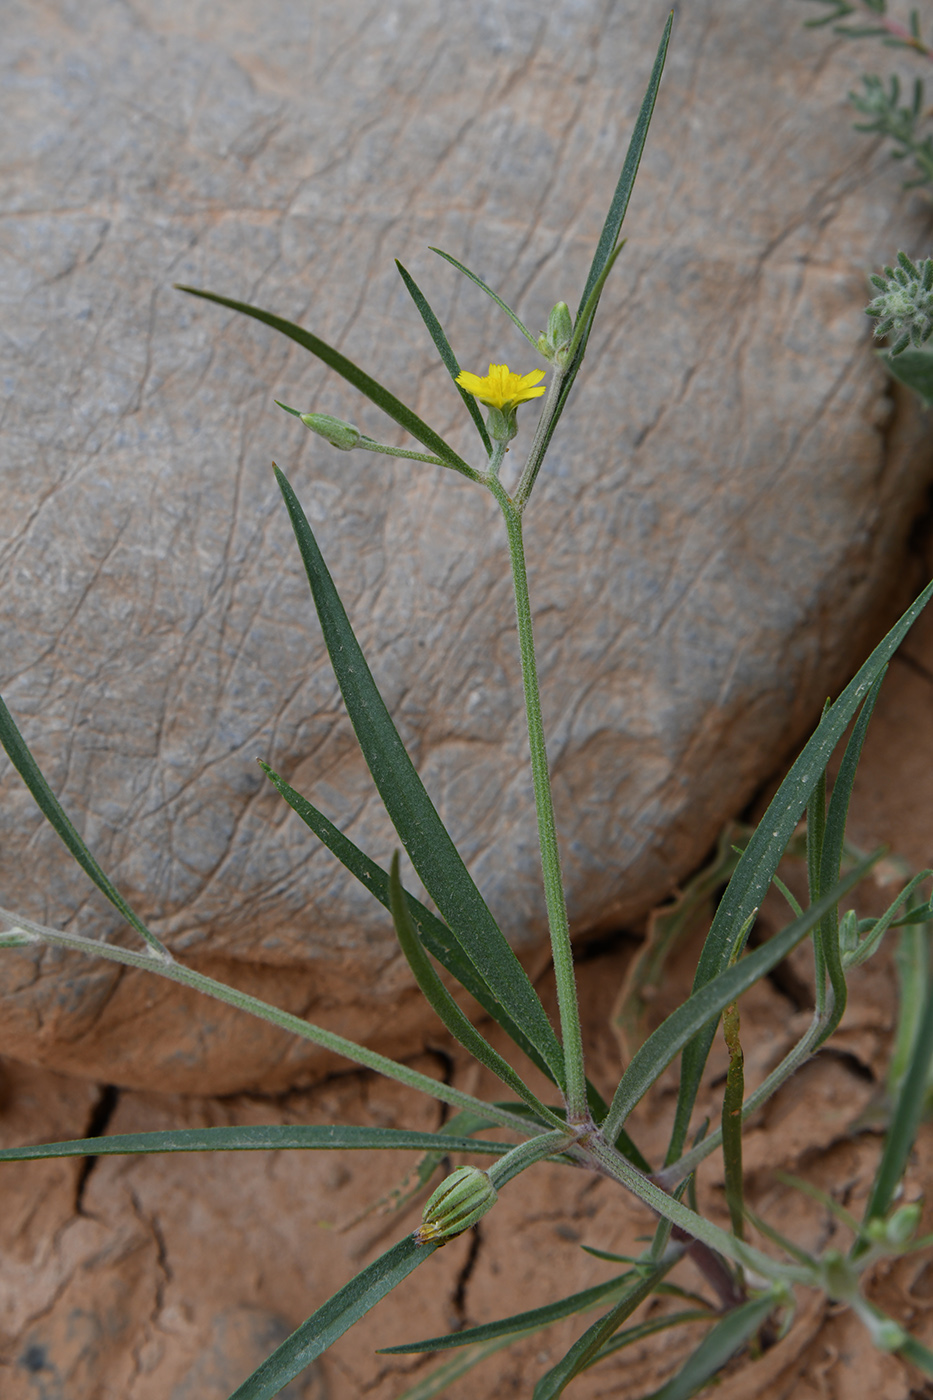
[
  {"xmin": 838, "ymin": 909, "xmax": 859, "ymax": 958},
  {"xmin": 414, "ymin": 1166, "xmax": 497, "ymax": 1245},
  {"xmin": 884, "ymin": 1202, "xmax": 922, "ymax": 1248},
  {"xmin": 538, "ymin": 301, "xmax": 574, "ymax": 363},
  {"xmin": 299, "ymin": 413, "xmax": 361, "ymax": 450}
]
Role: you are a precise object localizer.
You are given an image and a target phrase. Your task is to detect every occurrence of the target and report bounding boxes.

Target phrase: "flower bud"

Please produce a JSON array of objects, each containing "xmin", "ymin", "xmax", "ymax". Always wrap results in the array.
[
  {"xmin": 299, "ymin": 413, "xmax": 361, "ymax": 450},
  {"xmin": 879, "ymin": 1204, "xmax": 913, "ymax": 1248},
  {"xmin": 839, "ymin": 908, "xmax": 859, "ymax": 959},
  {"xmin": 863, "ymin": 1312, "xmax": 908, "ymax": 1353},
  {"xmin": 414, "ymin": 1166, "xmax": 497, "ymax": 1245},
  {"xmin": 538, "ymin": 301, "xmax": 574, "ymax": 363}
]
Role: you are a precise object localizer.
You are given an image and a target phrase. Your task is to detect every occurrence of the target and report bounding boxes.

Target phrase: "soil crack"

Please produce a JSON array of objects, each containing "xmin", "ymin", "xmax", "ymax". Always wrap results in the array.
[{"xmin": 74, "ymin": 1083, "xmax": 119, "ymax": 1214}]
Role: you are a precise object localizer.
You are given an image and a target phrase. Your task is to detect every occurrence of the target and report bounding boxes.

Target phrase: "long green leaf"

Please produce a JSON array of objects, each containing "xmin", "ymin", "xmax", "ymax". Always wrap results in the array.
[
  {"xmin": 860, "ymin": 969, "xmax": 933, "ymax": 1239},
  {"xmin": 532, "ymin": 1263, "xmax": 673, "ymax": 1399},
  {"xmin": 260, "ymin": 761, "xmax": 563, "ymax": 1090},
  {"xmin": 387, "ymin": 853, "xmax": 565, "ymax": 1126},
  {"xmin": 379, "ymin": 1270, "xmax": 647, "ymax": 1354},
  {"xmin": 0, "ymin": 1125, "xmax": 512, "ymax": 1164},
  {"xmin": 427, "ymin": 249, "xmax": 538, "ymax": 349},
  {"xmin": 395, "ymin": 1334, "xmax": 521, "ymax": 1400},
  {"xmin": 589, "ymin": 1310, "xmax": 715, "ymax": 1364},
  {"xmin": 395, "ymin": 260, "xmax": 492, "ymax": 453},
  {"xmin": 175, "ymin": 286, "xmax": 472, "ymax": 475},
  {"xmin": 272, "ymin": 464, "xmax": 566, "ymax": 1086},
  {"xmin": 0, "ymin": 694, "xmax": 169, "ymax": 959},
  {"xmin": 667, "ymin": 573, "xmax": 933, "ymax": 1161},
  {"xmin": 899, "ymin": 1334, "xmax": 933, "ymax": 1377},
  {"xmin": 602, "ymin": 852, "xmax": 879, "ymax": 1142},
  {"xmin": 514, "ymin": 15, "xmax": 672, "ymax": 491},
  {"xmin": 228, "ymin": 1235, "xmax": 437, "ymax": 1400},
  {"xmin": 815, "ymin": 671, "xmax": 885, "ymax": 1045},
  {"xmin": 638, "ymin": 1294, "xmax": 777, "ymax": 1400},
  {"xmin": 575, "ymin": 13, "xmax": 673, "ymax": 321}
]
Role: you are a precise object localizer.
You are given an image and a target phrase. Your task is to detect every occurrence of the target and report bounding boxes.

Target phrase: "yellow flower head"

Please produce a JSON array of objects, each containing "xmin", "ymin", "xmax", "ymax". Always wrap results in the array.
[{"xmin": 456, "ymin": 363, "xmax": 546, "ymax": 412}]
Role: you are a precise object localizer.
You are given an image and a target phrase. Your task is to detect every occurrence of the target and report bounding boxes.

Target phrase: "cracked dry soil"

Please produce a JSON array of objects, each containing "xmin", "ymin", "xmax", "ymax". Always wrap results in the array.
[{"xmin": 4, "ymin": 557, "xmax": 933, "ymax": 1399}]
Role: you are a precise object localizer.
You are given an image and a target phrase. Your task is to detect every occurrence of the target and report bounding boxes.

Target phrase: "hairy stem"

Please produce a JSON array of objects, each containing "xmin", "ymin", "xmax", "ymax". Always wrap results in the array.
[
  {"xmin": 487, "ymin": 480, "xmax": 587, "ymax": 1121},
  {"xmin": 0, "ymin": 912, "xmax": 538, "ymax": 1136}
]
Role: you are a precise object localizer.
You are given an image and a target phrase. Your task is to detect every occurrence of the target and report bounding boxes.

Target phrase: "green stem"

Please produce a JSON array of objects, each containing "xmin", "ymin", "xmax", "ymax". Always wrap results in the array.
[
  {"xmin": 583, "ymin": 1136, "xmax": 808, "ymax": 1284},
  {"xmin": 487, "ymin": 480, "xmax": 587, "ymax": 1121},
  {"xmin": 0, "ymin": 913, "xmax": 537, "ymax": 1136},
  {"xmin": 358, "ymin": 438, "xmax": 488, "ymax": 483},
  {"xmin": 488, "ymin": 1129, "xmax": 575, "ymax": 1189},
  {"xmin": 656, "ymin": 1006, "xmax": 830, "ymax": 1190},
  {"xmin": 513, "ymin": 368, "xmax": 567, "ymax": 512}
]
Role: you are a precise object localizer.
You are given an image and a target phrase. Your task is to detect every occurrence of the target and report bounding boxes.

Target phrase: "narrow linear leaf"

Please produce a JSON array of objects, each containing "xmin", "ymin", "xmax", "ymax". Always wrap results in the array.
[
  {"xmin": 589, "ymin": 1309, "xmax": 715, "ymax": 1363},
  {"xmin": 273, "ymin": 464, "xmax": 565, "ymax": 1086},
  {"xmin": 0, "ymin": 1125, "xmax": 513, "ymax": 1164},
  {"xmin": 668, "ymin": 573, "xmax": 933, "ymax": 1161},
  {"xmin": 428, "ymin": 248, "xmax": 538, "ymax": 349},
  {"xmin": 575, "ymin": 13, "xmax": 673, "ymax": 319},
  {"xmin": 848, "ymin": 870, "xmax": 933, "ymax": 968},
  {"xmin": 603, "ymin": 853, "xmax": 878, "ymax": 1141},
  {"xmin": 0, "ymin": 694, "xmax": 169, "ymax": 959},
  {"xmin": 228, "ymin": 1235, "xmax": 437, "ymax": 1400},
  {"xmin": 175, "ymin": 286, "xmax": 472, "ymax": 475},
  {"xmin": 899, "ymin": 1334, "xmax": 933, "ymax": 1378},
  {"xmin": 260, "ymin": 761, "xmax": 561, "ymax": 1091},
  {"xmin": 815, "ymin": 672, "xmax": 885, "ymax": 1044},
  {"xmin": 262, "ymin": 762, "xmax": 635, "ymax": 1155},
  {"xmin": 380, "ymin": 1270, "xmax": 648, "ymax": 1354},
  {"xmin": 862, "ymin": 970, "xmax": 933, "ymax": 1236},
  {"xmin": 387, "ymin": 853, "xmax": 565, "ymax": 1126},
  {"xmin": 395, "ymin": 1334, "xmax": 521, "ymax": 1400},
  {"xmin": 638, "ymin": 1294, "xmax": 777, "ymax": 1400},
  {"xmin": 395, "ymin": 260, "xmax": 492, "ymax": 453},
  {"xmin": 532, "ymin": 1261, "xmax": 675, "ymax": 1399},
  {"xmin": 0, "ymin": 905, "xmax": 535, "ymax": 1135}
]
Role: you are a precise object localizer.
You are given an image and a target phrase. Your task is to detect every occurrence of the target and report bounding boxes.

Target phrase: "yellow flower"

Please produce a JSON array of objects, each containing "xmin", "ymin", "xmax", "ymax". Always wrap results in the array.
[{"xmin": 455, "ymin": 363, "xmax": 546, "ymax": 412}]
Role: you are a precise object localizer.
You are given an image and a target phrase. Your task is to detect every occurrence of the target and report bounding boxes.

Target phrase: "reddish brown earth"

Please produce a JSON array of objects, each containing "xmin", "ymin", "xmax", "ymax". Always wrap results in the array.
[{"xmin": 2, "ymin": 546, "xmax": 933, "ymax": 1400}]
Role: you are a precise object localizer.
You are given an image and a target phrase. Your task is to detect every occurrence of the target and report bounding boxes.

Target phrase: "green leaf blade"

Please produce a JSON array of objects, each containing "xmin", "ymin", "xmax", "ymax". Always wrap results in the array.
[
  {"xmin": 603, "ymin": 853, "xmax": 879, "ymax": 1142},
  {"xmin": 379, "ymin": 1271, "xmax": 643, "ymax": 1354},
  {"xmin": 428, "ymin": 249, "xmax": 538, "ymax": 349},
  {"xmin": 175, "ymin": 286, "xmax": 473, "ymax": 474},
  {"xmin": 575, "ymin": 14, "xmax": 672, "ymax": 322},
  {"xmin": 531, "ymin": 1262, "xmax": 674, "ymax": 1399},
  {"xmin": 638, "ymin": 1294, "xmax": 776, "ymax": 1400},
  {"xmin": 387, "ymin": 853, "xmax": 565, "ymax": 1127},
  {"xmin": 0, "ymin": 694, "xmax": 169, "ymax": 959},
  {"xmin": 228, "ymin": 1236, "xmax": 437, "ymax": 1400},
  {"xmin": 260, "ymin": 761, "xmax": 564, "ymax": 1090},
  {"xmin": 272, "ymin": 466, "xmax": 566, "ymax": 1088},
  {"xmin": 395, "ymin": 261, "xmax": 492, "ymax": 453},
  {"xmin": 0, "ymin": 1125, "xmax": 513, "ymax": 1164},
  {"xmin": 667, "ymin": 574, "xmax": 933, "ymax": 1161}
]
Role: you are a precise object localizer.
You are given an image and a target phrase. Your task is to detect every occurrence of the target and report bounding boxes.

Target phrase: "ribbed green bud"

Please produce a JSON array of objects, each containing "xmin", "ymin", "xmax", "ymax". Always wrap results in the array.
[
  {"xmin": 299, "ymin": 413, "xmax": 361, "ymax": 450},
  {"xmin": 414, "ymin": 1166, "xmax": 497, "ymax": 1245}
]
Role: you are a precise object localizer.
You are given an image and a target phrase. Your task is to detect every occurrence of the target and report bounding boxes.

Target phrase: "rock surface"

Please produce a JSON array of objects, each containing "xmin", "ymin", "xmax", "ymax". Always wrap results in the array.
[{"xmin": 1, "ymin": 0, "xmax": 932, "ymax": 1091}]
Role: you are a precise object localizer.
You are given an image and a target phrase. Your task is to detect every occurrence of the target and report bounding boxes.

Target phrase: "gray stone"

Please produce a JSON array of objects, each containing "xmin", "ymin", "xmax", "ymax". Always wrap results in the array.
[{"xmin": 0, "ymin": 0, "xmax": 930, "ymax": 1091}]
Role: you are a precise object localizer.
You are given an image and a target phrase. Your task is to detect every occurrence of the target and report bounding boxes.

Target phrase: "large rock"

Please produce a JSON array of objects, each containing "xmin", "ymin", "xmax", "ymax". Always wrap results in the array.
[{"xmin": 0, "ymin": 0, "xmax": 930, "ymax": 1092}]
